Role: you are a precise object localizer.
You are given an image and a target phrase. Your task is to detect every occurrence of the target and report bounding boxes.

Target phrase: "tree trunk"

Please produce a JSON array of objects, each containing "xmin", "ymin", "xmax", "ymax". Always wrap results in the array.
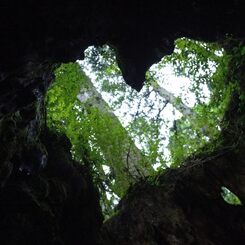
[
  {"xmin": 151, "ymin": 80, "xmax": 194, "ymax": 116},
  {"xmin": 77, "ymin": 78, "xmax": 151, "ymax": 181}
]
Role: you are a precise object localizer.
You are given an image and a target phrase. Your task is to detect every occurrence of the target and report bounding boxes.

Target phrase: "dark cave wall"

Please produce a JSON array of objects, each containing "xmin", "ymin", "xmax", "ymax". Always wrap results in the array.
[
  {"xmin": 1, "ymin": 0, "xmax": 245, "ymax": 122},
  {"xmin": 100, "ymin": 148, "xmax": 245, "ymax": 245},
  {"xmin": 0, "ymin": 58, "xmax": 103, "ymax": 244},
  {"xmin": 0, "ymin": 127, "xmax": 103, "ymax": 245},
  {"xmin": 0, "ymin": 1, "xmax": 245, "ymax": 244},
  {"xmin": 1, "ymin": 1, "xmax": 244, "ymax": 124},
  {"xmin": 1, "ymin": 1, "xmax": 245, "ymax": 95}
]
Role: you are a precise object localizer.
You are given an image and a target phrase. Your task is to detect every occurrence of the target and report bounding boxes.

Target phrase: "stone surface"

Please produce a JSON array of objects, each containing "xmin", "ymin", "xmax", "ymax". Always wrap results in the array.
[
  {"xmin": 0, "ymin": 129, "xmax": 103, "ymax": 245},
  {"xmin": 0, "ymin": 1, "xmax": 245, "ymax": 244},
  {"xmin": 99, "ymin": 149, "xmax": 245, "ymax": 245}
]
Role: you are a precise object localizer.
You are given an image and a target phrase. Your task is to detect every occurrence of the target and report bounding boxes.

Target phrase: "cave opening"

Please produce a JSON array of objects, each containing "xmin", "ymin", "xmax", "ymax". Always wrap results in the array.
[
  {"xmin": 45, "ymin": 37, "xmax": 239, "ymax": 219},
  {"xmin": 0, "ymin": 2, "xmax": 245, "ymax": 243}
]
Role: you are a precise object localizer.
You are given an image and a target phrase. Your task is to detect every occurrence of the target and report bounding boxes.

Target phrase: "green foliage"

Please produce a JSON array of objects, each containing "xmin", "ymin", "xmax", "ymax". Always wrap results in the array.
[
  {"xmin": 82, "ymin": 45, "xmax": 173, "ymax": 168},
  {"xmin": 171, "ymin": 39, "xmax": 244, "ymax": 166},
  {"xmin": 46, "ymin": 62, "xmax": 151, "ymax": 218},
  {"xmin": 165, "ymin": 39, "xmax": 239, "ymax": 166},
  {"xmin": 81, "ymin": 39, "xmax": 240, "ymax": 169},
  {"xmin": 127, "ymin": 115, "xmax": 166, "ymax": 168},
  {"xmin": 46, "ymin": 39, "xmax": 243, "ymax": 218},
  {"xmin": 46, "ymin": 63, "xmax": 87, "ymax": 131},
  {"xmin": 221, "ymin": 187, "xmax": 242, "ymax": 205}
]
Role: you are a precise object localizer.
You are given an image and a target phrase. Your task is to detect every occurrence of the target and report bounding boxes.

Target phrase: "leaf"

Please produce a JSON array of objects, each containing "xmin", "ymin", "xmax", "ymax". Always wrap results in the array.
[{"xmin": 221, "ymin": 187, "xmax": 242, "ymax": 205}]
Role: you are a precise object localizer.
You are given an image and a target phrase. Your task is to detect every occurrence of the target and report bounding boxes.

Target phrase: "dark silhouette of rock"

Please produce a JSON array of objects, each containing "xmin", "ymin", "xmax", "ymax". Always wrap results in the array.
[{"xmin": 0, "ymin": 1, "xmax": 244, "ymax": 244}]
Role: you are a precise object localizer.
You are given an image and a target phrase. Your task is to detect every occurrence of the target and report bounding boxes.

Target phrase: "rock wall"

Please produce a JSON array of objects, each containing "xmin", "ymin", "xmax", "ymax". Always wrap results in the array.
[
  {"xmin": 0, "ymin": 125, "xmax": 103, "ymax": 245},
  {"xmin": 0, "ymin": 1, "xmax": 245, "ymax": 244},
  {"xmin": 100, "ymin": 148, "xmax": 245, "ymax": 245},
  {"xmin": 0, "ymin": 59, "xmax": 103, "ymax": 244}
]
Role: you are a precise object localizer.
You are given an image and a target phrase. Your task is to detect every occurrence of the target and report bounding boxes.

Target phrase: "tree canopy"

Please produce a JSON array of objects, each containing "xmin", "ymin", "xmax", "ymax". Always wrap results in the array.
[{"xmin": 45, "ymin": 38, "xmax": 242, "ymax": 217}]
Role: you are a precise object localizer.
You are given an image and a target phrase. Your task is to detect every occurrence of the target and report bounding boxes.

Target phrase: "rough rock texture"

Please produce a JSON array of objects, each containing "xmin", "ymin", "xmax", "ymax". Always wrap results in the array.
[
  {"xmin": 0, "ymin": 128, "xmax": 103, "ymax": 245},
  {"xmin": 100, "ymin": 148, "xmax": 245, "ymax": 245},
  {"xmin": 0, "ymin": 60, "xmax": 103, "ymax": 243},
  {"xmin": 0, "ymin": 1, "xmax": 245, "ymax": 244},
  {"xmin": 1, "ymin": 2, "xmax": 245, "ymax": 102}
]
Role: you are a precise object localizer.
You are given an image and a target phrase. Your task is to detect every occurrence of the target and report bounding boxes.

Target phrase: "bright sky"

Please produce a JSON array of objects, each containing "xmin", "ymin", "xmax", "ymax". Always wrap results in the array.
[
  {"xmin": 75, "ymin": 41, "xmax": 226, "ymax": 210},
  {"xmin": 77, "ymin": 45, "xmax": 212, "ymax": 170}
]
